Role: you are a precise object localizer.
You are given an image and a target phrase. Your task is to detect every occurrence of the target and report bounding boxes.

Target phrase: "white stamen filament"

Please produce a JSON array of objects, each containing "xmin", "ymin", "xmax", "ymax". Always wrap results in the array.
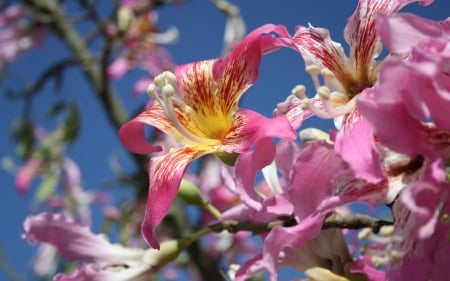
[
  {"xmin": 290, "ymin": 65, "xmax": 357, "ymax": 120},
  {"xmin": 305, "ymin": 65, "xmax": 321, "ymax": 91},
  {"xmin": 261, "ymin": 160, "xmax": 283, "ymax": 195},
  {"xmin": 295, "ymin": 64, "xmax": 356, "ymax": 119},
  {"xmin": 147, "ymin": 72, "xmax": 221, "ymax": 146}
]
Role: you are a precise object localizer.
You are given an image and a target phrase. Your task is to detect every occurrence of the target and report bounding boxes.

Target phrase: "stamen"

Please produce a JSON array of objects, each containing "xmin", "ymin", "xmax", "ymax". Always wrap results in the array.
[
  {"xmin": 295, "ymin": 66, "xmax": 355, "ymax": 120},
  {"xmin": 358, "ymin": 226, "xmax": 405, "ymax": 267},
  {"xmin": 148, "ymin": 72, "xmax": 221, "ymax": 146},
  {"xmin": 291, "ymin": 85, "xmax": 306, "ymax": 99},
  {"xmin": 305, "ymin": 65, "xmax": 321, "ymax": 91}
]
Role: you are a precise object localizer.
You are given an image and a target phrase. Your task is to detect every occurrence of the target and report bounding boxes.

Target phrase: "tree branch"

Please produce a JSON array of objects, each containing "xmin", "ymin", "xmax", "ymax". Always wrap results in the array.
[
  {"xmin": 25, "ymin": 0, "xmax": 128, "ymax": 129},
  {"xmin": 209, "ymin": 213, "xmax": 392, "ymax": 235}
]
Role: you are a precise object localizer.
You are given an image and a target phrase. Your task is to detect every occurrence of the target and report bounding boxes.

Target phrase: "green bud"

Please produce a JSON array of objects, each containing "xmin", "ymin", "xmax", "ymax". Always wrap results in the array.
[
  {"xmin": 143, "ymin": 239, "xmax": 188, "ymax": 267},
  {"xmin": 177, "ymin": 179, "xmax": 204, "ymax": 206}
]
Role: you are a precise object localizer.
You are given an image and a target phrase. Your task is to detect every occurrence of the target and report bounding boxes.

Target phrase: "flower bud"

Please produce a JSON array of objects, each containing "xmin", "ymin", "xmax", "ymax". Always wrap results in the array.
[
  {"xmin": 143, "ymin": 239, "xmax": 187, "ymax": 267},
  {"xmin": 177, "ymin": 179, "xmax": 204, "ymax": 206}
]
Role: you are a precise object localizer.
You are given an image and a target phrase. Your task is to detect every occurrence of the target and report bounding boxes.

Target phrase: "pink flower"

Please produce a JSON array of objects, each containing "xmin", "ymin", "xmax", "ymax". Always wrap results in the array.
[
  {"xmin": 107, "ymin": 8, "xmax": 178, "ymax": 96},
  {"xmin": 22, "ymin": 213, "xmax": 183, "ymax": 281},
  {"xmin": 356, "ymin": 13, "xmax": 450, "ymax": 280},
  {"xmin": 14, "ymin": 158, "xmax": 43, "ymax": 194},
  {"xmin": 0, "ymin": 4, "xmax": 43, "ymax": 69},
  {"xmin": 277, "ymin": 0, "xmax": 433, "ymax": 184},
  {"xmin": 119, "ymin": 24, "xmax": 296, "ymax": 249},
  {"xmin": 229, "ymin": 140, "xmax": 387, "ymax": 281}
]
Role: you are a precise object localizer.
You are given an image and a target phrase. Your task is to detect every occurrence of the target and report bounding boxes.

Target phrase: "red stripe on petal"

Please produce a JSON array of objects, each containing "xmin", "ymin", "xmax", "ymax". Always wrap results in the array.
[
  {"xmin": 292, "ymin": 25, "xmax": 351, "ymax": 82},
  {"xmin": 141, "ymin": 146, "xmax": 209, "ymax": 249},
  {"xmin": 222, "ymin": 109, "xmax": 296, "ymax": 153}
]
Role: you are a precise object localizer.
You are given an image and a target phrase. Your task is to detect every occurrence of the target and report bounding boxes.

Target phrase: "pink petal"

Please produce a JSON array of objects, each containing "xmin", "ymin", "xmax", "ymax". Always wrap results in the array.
[
  {"xmin": 141, "ymin": 146, "xmax": 207, "ymax": 249},
  {"xmin": 376, "ymin": 13, "xmax": 444, "ymax": 54},
  {"xmin": 222, "ymin": 109, "xmax": 296, "ymax": 153},
  {"xmin": 22, "ymin": 213, "xmax": 144, "ymax": 263},
  {"xmin": 344, "ymin": 0, "xmax": 433, "ymax": 72},
  {"xmin": 400, "ymin": 181, "xmax": 441, "ymax": 239},
  {"xmin": 233, "ymin": 138, "xmax": 276, "ymax": 210},
  {"xmin": 335, "ymin": 106, "xmax": 385, "ymax": 184},
  {"xmin": 15, "ymin": 159, "xmax": 42, "ymax": 194},
  {"xmin": 118, "ymin": 105, "xmax": 173, "ymax": 155},
  {"xmin": 291, "ymin": 24, "xmax": 350, "ymax": 80},
  {"xmin": 274, "ymin": 140, "xmax": 302, "ymax": 180},
  {"xmin": 273, "ymin": 94, "xmax": 308, "ymax": 130},
  {"xmin": 262, "ymin": 214, "xmax": 325, "ymax": 281},
  {"xmin": 176, "ymin": 25, "xmax": 290, "ymax": 118},
  {"xmin": 357, "ymin": 60, "xmax": 433, "ymax": 156},
  {"xmin": 107, "ymin": 57, "xmax": 132, "ymax": 80}
]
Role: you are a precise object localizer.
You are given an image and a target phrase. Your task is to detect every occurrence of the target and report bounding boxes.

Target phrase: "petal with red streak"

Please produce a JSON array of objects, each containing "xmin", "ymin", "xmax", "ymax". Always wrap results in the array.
[
  {"xmin": 344, "ymin": 0, "xmax": 433, "ymax": 73},
  {"xmin": 291, "ymin": 25, "xmax": 350, "ymax": 79},
  {"xmin": 141, "ymin": 146, "xmax": 208, "ymax": 249},
  {"xmin": 221, "ymin": 109, "xmax": 296, "ymax": 153}
]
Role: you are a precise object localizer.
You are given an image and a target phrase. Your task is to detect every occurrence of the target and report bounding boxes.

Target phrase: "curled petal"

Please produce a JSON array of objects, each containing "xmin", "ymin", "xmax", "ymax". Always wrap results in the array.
[
  {"xmin": 401, "ymin": 181, "xmax": 441, "ymax": 238},
  {"xmin": 233, "ymin": 138, "xmax": 276, "ymax": 210},
  {"xmin": 141, "ymin": 146, "xmax": 207, "ymax": 248},
  {"xmin": 118, "ymin": 106, "xmax": 171, "ymax": 154}
]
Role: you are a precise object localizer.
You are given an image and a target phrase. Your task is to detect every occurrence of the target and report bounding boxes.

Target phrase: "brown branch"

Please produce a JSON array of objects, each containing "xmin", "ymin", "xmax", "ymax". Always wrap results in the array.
[{"xmin": 209, "ymin": 213, "xmax": 392, "ymax": 235}]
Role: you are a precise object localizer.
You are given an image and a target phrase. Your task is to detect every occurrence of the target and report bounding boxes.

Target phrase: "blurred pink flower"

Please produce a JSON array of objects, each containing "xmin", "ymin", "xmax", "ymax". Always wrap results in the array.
[
  {"xmin": 119, "ymin": 24, "xmax": 296, "ymax": 249},
  {"xmin": 23, "ymin": 213, "xmax": 154, "ymax": 281},
  {"xmin": 0, "ymin": 4, "xmax": 43, "ymax": 69},
  {"xmin": 107, "ymin": 8, "xmax": 178, "ymax": 96},
  {"xmin": 15, "ymin": 158, "xmax": 43, "ymax": 194}
]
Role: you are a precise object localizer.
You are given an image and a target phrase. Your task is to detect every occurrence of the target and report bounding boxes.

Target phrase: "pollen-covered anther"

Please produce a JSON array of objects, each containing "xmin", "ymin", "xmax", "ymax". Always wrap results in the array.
[
  {"xmin": 317, "ymin": 86, "xmax": 330, "ymax": 100},
  {"xmin": 162, "ymin": 84, "xmax": 175, "ymax": 97},
  {"xmin": 291, "ymin": 85, "xmax": 306, "ymax": 99},
  {"xmin": 153, "ymin": 71, "xmax": 177, "ymax": 88}
]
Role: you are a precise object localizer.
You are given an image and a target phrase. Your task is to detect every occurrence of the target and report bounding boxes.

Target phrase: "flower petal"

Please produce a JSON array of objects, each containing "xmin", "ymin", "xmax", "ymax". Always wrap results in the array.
[
  {"xmin": 22, "ymin": 213, "xmax": 144, "ymax": 263},
  {"xmin": 335, "ymin": 106, "xmax": 385, "ymax": 184},
  {"xmin": 141, "ymin": 146, "xmax": 208, "ymax": 249},
  {"xmin": 291, "ymin": 24, "xmax": 350, "ymax": 80},
  {"xmin": 376, "ymin": 13, "xmax": 445, "ymax": 55},
  {"xmin": 222, "ymin": 109, "xmax": 296, "ymax": 153},
  {"xmin": 344, "ymin": 0, "xmax": 433, "ymax": 74},
  {"xmin": 233, "ymin": 138, "xmax": 276, "ymax": 210},
  {"xmin": 176, "ymin": 24, "xmax": 290, "ymax": 120},
  {"xmin": 118, "ymin": 107, "xmax": 166, "ymax": 154}
]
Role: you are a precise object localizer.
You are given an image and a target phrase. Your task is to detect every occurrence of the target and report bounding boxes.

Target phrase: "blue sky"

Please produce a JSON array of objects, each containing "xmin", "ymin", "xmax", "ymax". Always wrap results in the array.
[{"xmin": 1, "ymin": 0, "xmax": 449, "ymax": 280}]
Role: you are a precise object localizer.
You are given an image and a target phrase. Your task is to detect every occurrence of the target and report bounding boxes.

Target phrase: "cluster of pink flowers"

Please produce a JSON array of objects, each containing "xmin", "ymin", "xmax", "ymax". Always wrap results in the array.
[{"xmin": 21, "ymin": 0, "xmax": 450, "ymax": 280}]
